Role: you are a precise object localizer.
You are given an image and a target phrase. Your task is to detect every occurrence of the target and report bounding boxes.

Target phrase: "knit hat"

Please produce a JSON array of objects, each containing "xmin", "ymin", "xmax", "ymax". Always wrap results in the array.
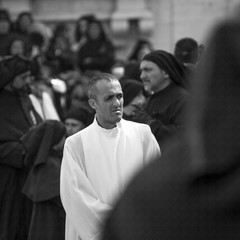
[
  {"xmin": 120, "ymin": 79, "xmax": 144, "ymax": 106},
  {"xmin": 64, "ymin": 106, "xmax": 93, "ymax": 126},
  {"xmin": 174, "ymin": 37, "xmax": 199, "ymax": 64},
  {"xmin": 142, "ymin": 50, "xmax": 188, "ymax": 89}
]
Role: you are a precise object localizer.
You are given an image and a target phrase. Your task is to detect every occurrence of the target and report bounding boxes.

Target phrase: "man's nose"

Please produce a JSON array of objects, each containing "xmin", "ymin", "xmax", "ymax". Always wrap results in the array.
[
  {"xmin": 25, "ymin": 75, "xmax": 32, "ymax": 84},
  {"xmin": 113, "ymin": 97, "xmax": 121, "ymax": 107},
  {"xmin": 140, "ymin": 71, "xmax": 145, "ymax": 80}
]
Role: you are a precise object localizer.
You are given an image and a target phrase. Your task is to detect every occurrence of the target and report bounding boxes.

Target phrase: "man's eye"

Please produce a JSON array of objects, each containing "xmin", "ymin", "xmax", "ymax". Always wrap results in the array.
[
  {"xmin": 105, "ymin": 96, "xmax": 112, "ymax": 101},
  {"xmin": 117, "ymin": 94, "xmax": 123, "ymax": 100}
]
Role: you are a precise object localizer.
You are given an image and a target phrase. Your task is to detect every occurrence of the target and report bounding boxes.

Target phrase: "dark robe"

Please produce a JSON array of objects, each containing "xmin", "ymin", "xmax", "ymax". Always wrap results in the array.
[
  {"xmin": 0, "ymin": 89, "xmax": 42, "ymax": 240},
  {"xmin": 103, "ymin": 16, "xmax": 240, "ymax": 240},
  {"xmin": 0, "ymin": 32, "xmax": 16, "ymax": 57},
  {"xmin": 21, "ymin": 120, "xmax": 66, "ymax": 240},
  {"xmin": 77, "ymin": 38, "xmax": 115, "ymax": 73},
  {"xmin": 147, "ymin": 82, "xmax": 188, "ymax": 152}
]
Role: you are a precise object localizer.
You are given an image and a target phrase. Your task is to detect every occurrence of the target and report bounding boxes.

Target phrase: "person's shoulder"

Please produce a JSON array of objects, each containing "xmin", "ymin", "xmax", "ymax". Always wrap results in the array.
[
  {"xmin": 65, "ymin": 131, "xmax": 81, "ymax": 145},
  {"xmin": 167, "ymin": 83, "xmax": 189, "ymax": 103},
  {"xmin": 169, "ymin": 82, "xmax": 188, "ymax": 94},
  {"xmin": 122, "ymin": 119, "xmax": 151, "ymax": 132},
  {"xmin": 65, "ymin": 123, "xmax": 93, "ymax": 144},
  {"xmin": 125, "ymin": 140, "xmax": 190, "ymax": 192}
]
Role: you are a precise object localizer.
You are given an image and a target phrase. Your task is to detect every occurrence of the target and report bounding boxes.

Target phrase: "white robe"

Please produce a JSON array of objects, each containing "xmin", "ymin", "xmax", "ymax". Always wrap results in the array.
[{"xmin": 60, "ymin": 118, "xmax": 161, "ymax": 240}]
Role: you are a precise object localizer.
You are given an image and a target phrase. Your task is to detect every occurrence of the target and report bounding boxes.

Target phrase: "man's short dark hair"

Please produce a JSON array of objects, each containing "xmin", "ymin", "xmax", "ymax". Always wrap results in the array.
[{"xmin": 88, "ymin": 72, "xmax": 118, "ymax": 100}]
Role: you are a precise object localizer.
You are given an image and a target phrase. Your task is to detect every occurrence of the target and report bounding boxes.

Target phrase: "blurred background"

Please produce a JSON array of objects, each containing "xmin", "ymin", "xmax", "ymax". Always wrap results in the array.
[{"xmin": 1, "ymin": 0, "xmax": 240, "ymax": 60}]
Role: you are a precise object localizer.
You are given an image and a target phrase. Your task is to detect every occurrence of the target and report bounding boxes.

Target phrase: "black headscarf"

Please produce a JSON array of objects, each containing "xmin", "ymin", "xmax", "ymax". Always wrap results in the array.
[{"xmin": 142, "ymin": 50, "xmax": 189, "ymax": 90}]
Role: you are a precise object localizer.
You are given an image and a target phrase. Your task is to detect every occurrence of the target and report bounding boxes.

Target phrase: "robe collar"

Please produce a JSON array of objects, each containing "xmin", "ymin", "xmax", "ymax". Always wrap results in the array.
[{"xmin": 93, "ymin": 116, "xmax": 122, "ymax": 137}]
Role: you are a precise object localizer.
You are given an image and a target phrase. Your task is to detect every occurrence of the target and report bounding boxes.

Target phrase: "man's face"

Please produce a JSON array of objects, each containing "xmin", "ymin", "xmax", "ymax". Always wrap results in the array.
[
  {"xmin": 89, "ymin": 80, "xmax": 123, "ymax": 129},
  {"xmin": 140, "ymin": 60, "xmax": 166, "ymax": 94},
  {"xmin": 10, "ymin": 39, "xmax": 25, "ymax": 56},
  {"xmin": 11, "ymin": 71, "xmax": 32, "ymax": 91},
  {"xmin": 0, "ymin": 19, "xmax": 10, "ymax": 34}
]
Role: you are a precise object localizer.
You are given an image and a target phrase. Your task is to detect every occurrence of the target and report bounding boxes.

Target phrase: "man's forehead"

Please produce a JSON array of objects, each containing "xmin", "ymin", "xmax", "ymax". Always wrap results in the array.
[
  {"xmin": 96, "ymin": 79, "xmax": 121, "ymax": 91},
  {"xmin": 140, "ymin": 60, "xmax": 161, "ymax": 70}
]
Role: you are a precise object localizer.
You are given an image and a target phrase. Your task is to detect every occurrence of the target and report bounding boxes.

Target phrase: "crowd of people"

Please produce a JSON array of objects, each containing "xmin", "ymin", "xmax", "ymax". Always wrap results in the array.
[{"xmin": 1, "ymin": 5, "xmax": 238, "ymax": 240}]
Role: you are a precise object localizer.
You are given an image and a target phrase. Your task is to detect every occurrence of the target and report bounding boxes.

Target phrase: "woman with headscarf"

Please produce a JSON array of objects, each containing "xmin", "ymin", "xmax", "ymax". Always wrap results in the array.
[
  {"xmin": 76, "ymin": 18, "xmax": 115, "ymax": 73},
  {"xmin": 103, "ymin": 15, "xmax": 240, "ymax": 240},
  {"xmin": 0, "ymin": 8, "xmax": 16, "ymax": 58}
]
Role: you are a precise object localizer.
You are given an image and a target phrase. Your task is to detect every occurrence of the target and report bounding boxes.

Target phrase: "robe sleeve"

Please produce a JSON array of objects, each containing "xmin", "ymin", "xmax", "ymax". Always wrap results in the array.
[
  {"xmin": 0, "ymin": 141, "xmax": 26, "ymax": 168},
  {"xmin": 149, "ymin": 92, "xmax": 188, "ymax": 147},
  {"xmin": 142, "ymin": 125, "xmax": 161, "ymax": 164},
  {"xmin": 60, "ymin": 137, "xmax": 112, "ymax": 240}
]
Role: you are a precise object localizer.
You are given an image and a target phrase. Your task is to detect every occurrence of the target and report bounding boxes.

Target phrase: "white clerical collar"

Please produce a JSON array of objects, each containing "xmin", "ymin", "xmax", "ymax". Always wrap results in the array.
[{"xmin": 93, "ymin": 116, "xmax": 122, "ymax": 136}]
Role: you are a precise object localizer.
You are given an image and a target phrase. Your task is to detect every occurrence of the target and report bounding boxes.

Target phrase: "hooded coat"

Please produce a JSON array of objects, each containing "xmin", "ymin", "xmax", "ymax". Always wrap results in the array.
[{"xmin": 0, "ymin": 56, "xmax": 42, "ymax": 240}]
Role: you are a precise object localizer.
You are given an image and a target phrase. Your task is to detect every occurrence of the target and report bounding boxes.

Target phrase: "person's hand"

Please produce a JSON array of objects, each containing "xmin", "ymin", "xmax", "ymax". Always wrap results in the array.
[{"xmin": 131, "ymin": 104, "xmax": 152, "ymax": 124}]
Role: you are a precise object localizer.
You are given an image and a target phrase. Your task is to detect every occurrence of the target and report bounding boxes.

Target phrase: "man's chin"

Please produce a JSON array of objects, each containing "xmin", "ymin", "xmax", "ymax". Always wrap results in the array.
[
  {"xmin": 143, "ymin": 85, "xmax": 151, "ymax": 94},
  {"xmin": 114, "ymin": 114, "xmax": 122, "ymax": 122}
]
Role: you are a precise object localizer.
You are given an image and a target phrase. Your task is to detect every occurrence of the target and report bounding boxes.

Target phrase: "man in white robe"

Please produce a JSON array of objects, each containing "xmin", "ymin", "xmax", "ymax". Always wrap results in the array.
[{"xmin": 60, "ymin": 73, "xmax": 160, "ymax": 240}]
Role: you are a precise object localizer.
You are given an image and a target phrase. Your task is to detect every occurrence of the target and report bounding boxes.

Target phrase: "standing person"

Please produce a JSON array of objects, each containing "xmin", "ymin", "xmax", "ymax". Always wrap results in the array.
[
  {"xmin": 45, "ymin": 23, "xmax": 75, "ymax": 75},
  {"xmin": 174, "ymin": 37, "xmax": 200, "ymax": 87},
  {"xmin": 133, "ymin": 50, "xmax": 189, "ymax": 153},
  {"xmin": 0, "ymin": 55, "xmax": 42, "ymax": 240},
  {"xmin": 103, "ymin": 15, "xmax": 240, "ymax": 240},
  {"xmin": 28, "ymin": 56, "xmax": 61, "ymax": 121},
  {"xmin": 71, "ymin": 14, "xmax": 96, "ymax": 53},
  {"xmin": 7, "ymin": 35, "xmax": 28, "ymax": 57},
  {"xmin": 0, "ymin": 8, "xmax": 16, "ymax": 58},
  {"xmin": 12, "ymin": 11, "xmax": 34, "ymax": 57},
  {"xmin": 76, "ymin": 18, "xmax": 115, "ymax": 73},
  {"xmin": 64, "ymin": 106, "xmax": 94, "ymax": 137},
  {"xmin": 120, "ymin": 78, "xmax": 146, "ymax": 121},
  {"xmin": 128, "ymin": 38, "xmax": 153, "ymax": 62},
  {"xmin": 174, "ymin": 37, "xmax": 199, "ymax": 70},
  {"xmin": 60, "ymin": 72, "xmax": 160, "ymax": 240}
]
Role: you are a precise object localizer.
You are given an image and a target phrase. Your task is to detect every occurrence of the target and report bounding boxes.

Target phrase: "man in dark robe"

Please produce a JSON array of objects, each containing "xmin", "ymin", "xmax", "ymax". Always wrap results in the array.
[
  {"xmin": 103, "ymin": 15, "xmax": 240, "ymax": 240},
  {"xmin": 0, "ymin": 55, "xmax": 42, "ymax": 239},
  {"xmin": 133, "ymin": 50, "xmax": 189, "ymax": 153}
]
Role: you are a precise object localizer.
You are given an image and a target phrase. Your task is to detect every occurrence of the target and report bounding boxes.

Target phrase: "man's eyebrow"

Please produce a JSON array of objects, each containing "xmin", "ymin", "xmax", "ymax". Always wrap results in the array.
[
  {"xmin": 104, "ymin": 92, "xmax": 122, "ymax": 100},
  {"xmin": 104, "ymin": 94, "xmax": 114, "ymax": 100}
]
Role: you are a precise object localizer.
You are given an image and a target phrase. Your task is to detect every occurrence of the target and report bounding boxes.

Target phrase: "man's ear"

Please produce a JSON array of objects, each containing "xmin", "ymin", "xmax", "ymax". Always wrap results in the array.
[
  {"xmin": 88, "ymin": 98, "xmax": 96, "ymax": 110},
  {"xmin": 162, "ymin": 70, "xmax": 169, "ymax": 79}
]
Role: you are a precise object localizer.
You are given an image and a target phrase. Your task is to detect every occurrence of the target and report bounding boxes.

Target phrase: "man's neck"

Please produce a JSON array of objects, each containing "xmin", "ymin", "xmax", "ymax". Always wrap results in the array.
[
  {"xmin": 96, "ymin": 116, "xmax": 118, "ymax": 130},
  {"xmin": 154, "ymin": 78, "xmax": 172, "ymax": 94}
]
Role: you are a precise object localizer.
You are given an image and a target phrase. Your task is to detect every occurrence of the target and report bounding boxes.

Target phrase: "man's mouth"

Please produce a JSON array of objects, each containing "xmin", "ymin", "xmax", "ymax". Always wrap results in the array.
[
  {"xmin": 142, "ymin": 79, "xmax": 150, "ymax": 84},
  {"xmin": 113, "ymin": 109, "xmax": 122, "ymax": 114}
]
